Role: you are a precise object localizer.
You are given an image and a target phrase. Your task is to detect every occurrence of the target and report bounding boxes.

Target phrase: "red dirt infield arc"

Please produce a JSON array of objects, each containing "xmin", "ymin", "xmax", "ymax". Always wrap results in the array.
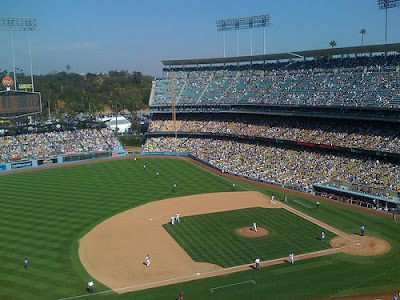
[{"xmin": 79, "ymin": 191, "xmax": 390, "ymax": 294}]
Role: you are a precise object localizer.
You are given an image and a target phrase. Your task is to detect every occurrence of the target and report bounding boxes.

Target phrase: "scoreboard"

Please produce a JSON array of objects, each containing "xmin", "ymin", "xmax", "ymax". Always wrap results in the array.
[{"xmin": 0, "ymin": 90, "xmax": 42, "ymax": 118}]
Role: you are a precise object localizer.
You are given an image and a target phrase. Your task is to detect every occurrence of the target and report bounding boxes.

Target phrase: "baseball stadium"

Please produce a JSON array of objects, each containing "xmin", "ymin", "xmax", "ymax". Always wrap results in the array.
[{"xmin": 1, "ymin": 3, "xmax": 400, "ymax": 300}]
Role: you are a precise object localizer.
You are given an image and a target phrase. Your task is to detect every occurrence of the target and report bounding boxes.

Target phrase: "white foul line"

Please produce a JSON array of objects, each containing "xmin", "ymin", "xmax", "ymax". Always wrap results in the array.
[
  {"xmin": 210, "ymin": 280, "xmax": 256, "ymax": 293},
  {"xmin": 293, "ymin": 199, "xmax": 312, "ymax": 208}
]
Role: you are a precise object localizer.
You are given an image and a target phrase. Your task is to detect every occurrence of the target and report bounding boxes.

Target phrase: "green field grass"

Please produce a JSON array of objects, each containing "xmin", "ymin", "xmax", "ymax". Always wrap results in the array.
[
  {"xmin": 0, "ymin": 157, "xmax": 398, "ymax": 299},
  {"xmin": 163, "ymin": 207, "xmax": 335, "ymax": 267}
]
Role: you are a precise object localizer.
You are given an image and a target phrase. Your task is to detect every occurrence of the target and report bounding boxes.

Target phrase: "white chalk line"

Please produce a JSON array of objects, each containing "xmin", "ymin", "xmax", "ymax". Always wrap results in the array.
[
  {"xmin": 293, "ymin": 199, "xmax": 312, "ymax": 208},
  {"xmin": 56, "ymin": 246, "xmax": 348, "ymax": 300},
  {"xmin": 210, "ymin": 280, "xmax": 256, "ymax": 293}
]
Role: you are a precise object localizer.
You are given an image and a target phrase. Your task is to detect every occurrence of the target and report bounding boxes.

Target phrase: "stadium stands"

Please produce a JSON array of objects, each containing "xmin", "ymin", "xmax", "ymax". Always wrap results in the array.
[
  {"xmin": 143, "ymin": 136, "xmax": 400, "ymax": 193},
  {"xmin": 0, "ymin": 128, "xmax": 121, "ymax": 162},
  {"xmin": 151, "ymin": 55, "xmax": 400, "ymax": 108},
  {"xmin": 148, "ymin": 115, "xmax": 400, "ymax": 154}
]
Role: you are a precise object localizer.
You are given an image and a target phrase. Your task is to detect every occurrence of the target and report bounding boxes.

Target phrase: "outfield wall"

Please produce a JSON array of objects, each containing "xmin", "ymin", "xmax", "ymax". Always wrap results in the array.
[{"xmin": 0, "ymin": 148, "xmax": 127, "ymax": 173}]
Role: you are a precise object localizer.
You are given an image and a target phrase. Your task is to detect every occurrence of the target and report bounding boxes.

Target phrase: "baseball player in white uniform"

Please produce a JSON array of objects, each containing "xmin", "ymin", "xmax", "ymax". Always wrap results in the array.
[
  {"xmin": 270, "ymin": 195, "xmax": 275, "ymax": 203},
  {"xmin": 253, "ymin": 221, "xmax": 258, "ymax": 232},
  {"xmin": 87, "ymin": 280, "xmax": 94, "ymax": 293},
  {"xmin": 175, "ymin": 213, "xmax": 180, "ymax": 222},
  {"xmin": 145, "ymin": 255, "xmax": 150, "ymax": 267},
  {"xmin": 171, "ymin": 215, "xmax": 175, "ymax": 225},
  {"xmin": 289, "ymin": 253, "xmax": 294, "ymax": 264},
  {"xmin": 321, "ymin": 230, "xmax": 325, "ymax": 241},
  {"xmin": 254, "ymin": 257, "xmax": 260, "ymax": 270}
]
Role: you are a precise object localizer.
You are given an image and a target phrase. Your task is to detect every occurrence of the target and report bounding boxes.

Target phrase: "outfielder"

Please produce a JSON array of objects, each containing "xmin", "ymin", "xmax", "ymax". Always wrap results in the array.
[{"xmin": 321, "ymin": 230, "xmax": 325, "ymax": 241}]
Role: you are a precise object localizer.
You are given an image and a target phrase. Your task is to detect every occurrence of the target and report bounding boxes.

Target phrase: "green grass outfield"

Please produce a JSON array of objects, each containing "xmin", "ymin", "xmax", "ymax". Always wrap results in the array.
[
  {"xmin": 0, "ymin": 157, "xmax": 398, "ymax": 299},
  {"xmin": 163, "ymin": 207, "xmax": 335, "ymax": 267}
]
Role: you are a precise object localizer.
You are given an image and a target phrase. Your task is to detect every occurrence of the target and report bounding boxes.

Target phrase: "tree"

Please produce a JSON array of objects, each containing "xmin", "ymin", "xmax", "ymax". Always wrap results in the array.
[
  {"xmin": 127, "ymin": 96, "xmax": 143, "ymax": 135},
  {"xmin": 329, "ymin": 40, "xmax": 337, "ymax": 48},
  {"xmin": 79, "ymin": 90, "xmax": 88, "ymax": 113},
  {"xmin": 66, "ymin": 65, "xmax": 71, "ymax": 74},
  {"xmin": 360, "ymin": 28, "xmax": 367, "ymax": 46}
]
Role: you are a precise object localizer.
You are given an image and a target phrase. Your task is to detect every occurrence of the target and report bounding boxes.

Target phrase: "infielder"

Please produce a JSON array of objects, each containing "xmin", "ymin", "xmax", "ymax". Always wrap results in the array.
[
  {"xmin": 87, "ymin": 280, "xmax": 94, "ymax": 293},
  {"xmin": 254, "ymin": 257, "xmax": 260, "ymax": 270},
  {"xmin": 253, "ymin": 221, "xmax": 258, "ymax": 232},
  {"xmin": 289, "ymin": 253, "xmax": 294, "ymax": 264},
  {"xmin": 145, "ymin": 255, "xmax": 150, "ymax": 267},
  {"xmin": 171, "ymin": 215, "xmax": 175, "ymax": 225},
  {"xmin": 175, "ymin": 212, "xmax": 180, "ymax": 222}
]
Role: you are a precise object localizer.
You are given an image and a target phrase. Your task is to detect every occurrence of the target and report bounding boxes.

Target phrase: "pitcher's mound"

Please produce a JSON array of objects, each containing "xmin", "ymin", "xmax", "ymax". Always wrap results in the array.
[{"xmin": 237, "ymin": 227, "xmax": 269, "ymax": 237}]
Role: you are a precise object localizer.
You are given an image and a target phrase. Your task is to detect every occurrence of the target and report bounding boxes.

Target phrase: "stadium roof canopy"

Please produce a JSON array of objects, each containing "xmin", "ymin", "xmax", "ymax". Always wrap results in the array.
[{"xmin": 162, "ymin": 43, "xmax": 400, "ymax": 66}]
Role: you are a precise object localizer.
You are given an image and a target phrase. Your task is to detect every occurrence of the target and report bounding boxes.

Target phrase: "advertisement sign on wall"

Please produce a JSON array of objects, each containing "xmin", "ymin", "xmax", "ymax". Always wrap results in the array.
[{"xmin": 11, "ymin": 161, "xmax": 32, "ymax": 169}]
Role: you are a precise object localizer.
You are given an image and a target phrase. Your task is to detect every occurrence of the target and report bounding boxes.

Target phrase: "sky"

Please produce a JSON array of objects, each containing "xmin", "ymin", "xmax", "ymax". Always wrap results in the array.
[{"xmin": 1, "ymin": 0, "xmax": 399, "ymax": 77}]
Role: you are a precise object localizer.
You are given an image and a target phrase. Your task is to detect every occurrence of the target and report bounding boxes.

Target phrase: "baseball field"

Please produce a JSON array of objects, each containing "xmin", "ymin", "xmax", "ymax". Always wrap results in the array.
[{"xmin": 0, "ymin": 156, "xmax": 399, "ymax": 299}]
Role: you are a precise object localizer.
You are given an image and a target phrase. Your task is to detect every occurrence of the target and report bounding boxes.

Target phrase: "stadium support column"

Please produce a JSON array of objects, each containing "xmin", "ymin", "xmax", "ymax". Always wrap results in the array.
[
  {"xmin": 250, "ymin": 29, "xmax": 253, "ymax": 56},
  {"xmin": 11, "ymin": 32, "xmax": 17, "ymax": 91},
  {"xmin": 28, "ymin": 32, "xmax": 35, "ymax": 92},
  {"xmin": 236, "ymin": 31, "xmax": 239, "ymax": 56},
  {"xmin": 223, "ymin": 31, "xmax": 226, "ymax": 58},
  {"xmin": 385, "ymin": 7, "xmax": 388, "ymax": 44},
  {"xmin": 263, "ymin": 27, "xmax": 266, "ymax": 54},
  {"xmin": 169, "ymin": 70, "xmax": 177, "ymax": 154}
]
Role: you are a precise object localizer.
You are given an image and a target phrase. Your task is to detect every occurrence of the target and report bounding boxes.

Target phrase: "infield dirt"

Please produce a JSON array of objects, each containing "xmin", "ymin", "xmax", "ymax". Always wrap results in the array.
[{"xmin": 79, "ymin": 191, "xmax": 390, "ymax": 294}]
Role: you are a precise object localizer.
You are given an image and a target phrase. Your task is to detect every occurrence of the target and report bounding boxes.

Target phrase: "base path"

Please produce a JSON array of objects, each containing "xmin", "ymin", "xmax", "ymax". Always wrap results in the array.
[{"xmin": 79, "ymin": 191, "xmax": 390, "ymax": 294}]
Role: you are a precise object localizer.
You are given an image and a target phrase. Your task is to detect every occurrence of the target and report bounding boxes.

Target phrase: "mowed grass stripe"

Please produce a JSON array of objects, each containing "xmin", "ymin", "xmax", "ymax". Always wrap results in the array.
[{"xmin": 164, "ymin": 207, "xmax": 335, "ymax": 268}]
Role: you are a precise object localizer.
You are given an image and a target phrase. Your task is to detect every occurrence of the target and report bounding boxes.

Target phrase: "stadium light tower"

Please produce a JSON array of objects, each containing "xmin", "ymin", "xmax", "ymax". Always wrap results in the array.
[
  {"xmin": 377, "ymin": 0, "xmax": 400, "ymax": 44},
  {"xmin": 216, "ymin": 14, "xmax": 271, "ymax": 57},
  {"xmin": 0, "ymin": 16, "xmax": 37, "ymax": 91}
]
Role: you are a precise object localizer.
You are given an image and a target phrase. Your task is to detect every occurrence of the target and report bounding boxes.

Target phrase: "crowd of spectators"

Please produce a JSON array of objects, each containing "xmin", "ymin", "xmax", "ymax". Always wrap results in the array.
[
  {"xmin": 143, "ymin": 136, "xmax": 400, "ymax": 193},
  {"xmin": 151, "ymin": 55, "xmax": 400, "ymax": 108},
  {"xmin": 148, "ymin": 115, "xmax": 400, "ymax": 154},
  {"xmin": 0, "ymin": 128, "xmax": 121, "ymax": 162}
]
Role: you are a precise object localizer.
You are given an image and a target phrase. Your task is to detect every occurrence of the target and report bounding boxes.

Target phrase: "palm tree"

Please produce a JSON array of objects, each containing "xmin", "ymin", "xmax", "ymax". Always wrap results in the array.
[
  {"xmin": 329, "ymin": 40, "xmax": 337, "ymax": 48},
  {"xmin": 360, "ymin": 28, "xmax": 367, "ymax": 46},
  {"xmin": 66, "ymin": 65, "xmax": 71, "ymax": 74}
]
